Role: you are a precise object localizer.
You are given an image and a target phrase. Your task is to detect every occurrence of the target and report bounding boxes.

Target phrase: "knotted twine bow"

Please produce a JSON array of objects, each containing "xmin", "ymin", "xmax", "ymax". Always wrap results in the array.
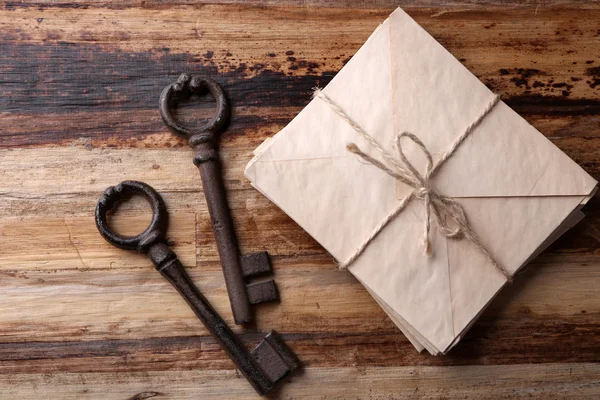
[{"xmin": 312, "ymin": 88, "xmax": 512, "ymax": 282}]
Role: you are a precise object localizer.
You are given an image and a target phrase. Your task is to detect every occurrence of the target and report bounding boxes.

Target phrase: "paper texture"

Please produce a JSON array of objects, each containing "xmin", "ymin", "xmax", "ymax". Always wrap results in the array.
[{"xmin": 245, "ymin": 8, "xmax": 597, "ymax": 354}]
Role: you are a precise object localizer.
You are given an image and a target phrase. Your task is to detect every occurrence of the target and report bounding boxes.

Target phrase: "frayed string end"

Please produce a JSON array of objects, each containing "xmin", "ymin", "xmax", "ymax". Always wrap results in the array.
[
  {"xmin": 312, "ymin": 86, "xmax": 323, "ymax": 100},
  {"xmin": 346, "ymin": 143, "xmax": 360, "ymax": 154},
  {"xmin": 421, "ymin": 235, "xmax": 433, "ymax": 257}
]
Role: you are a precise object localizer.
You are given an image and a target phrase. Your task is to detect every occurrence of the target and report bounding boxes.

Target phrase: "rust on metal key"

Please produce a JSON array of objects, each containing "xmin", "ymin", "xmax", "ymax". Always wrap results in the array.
[
  {"xmin": 95, "ymin": 181, "xmax": 299, "ymax": 396},
  {"xmin": 159, "ymin": 73, "xmax": 277, "ymax": 325}
]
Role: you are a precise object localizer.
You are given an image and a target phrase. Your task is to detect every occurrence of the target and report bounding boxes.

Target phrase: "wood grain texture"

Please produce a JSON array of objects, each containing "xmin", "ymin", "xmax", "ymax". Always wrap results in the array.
[
  {"xmin": 0, "ymin": 2, "xmax": 600, "ymax": 399},
  {"xmin": 1, "ymin": 363, "xmax": 600, "ymax": 399},
  {"xmin": 4, "ymin": 1, "xmax": 600, "ymax": 9}
]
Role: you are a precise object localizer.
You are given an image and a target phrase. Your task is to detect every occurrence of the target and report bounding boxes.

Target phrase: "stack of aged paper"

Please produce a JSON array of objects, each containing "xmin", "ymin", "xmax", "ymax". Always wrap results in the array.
[{"xmin": 244, "ymin": 8, "xmax": 597, "ymax": 355}]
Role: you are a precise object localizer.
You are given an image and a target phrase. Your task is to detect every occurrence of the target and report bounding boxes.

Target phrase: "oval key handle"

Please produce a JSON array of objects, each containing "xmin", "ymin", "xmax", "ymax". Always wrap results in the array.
[
  {"xmin": 159, "ymin": 73, "xmax": 230, "ymax": 140},
  {"xmin": 95, "ymin": 180, "xmax": 168, "ymax": 252}
]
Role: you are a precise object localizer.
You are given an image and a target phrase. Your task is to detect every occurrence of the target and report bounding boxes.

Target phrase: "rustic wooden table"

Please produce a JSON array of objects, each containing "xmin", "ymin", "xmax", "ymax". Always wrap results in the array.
[{"xmin": 1, "ymin": 1, "xmax": 600, "ymax": 399}]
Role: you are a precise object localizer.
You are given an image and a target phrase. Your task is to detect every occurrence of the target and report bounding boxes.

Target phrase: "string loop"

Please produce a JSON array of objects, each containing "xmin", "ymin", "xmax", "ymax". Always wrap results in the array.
[{"xmin": 313, "ymin": 88, "xmax": 511, "ymax": 282}]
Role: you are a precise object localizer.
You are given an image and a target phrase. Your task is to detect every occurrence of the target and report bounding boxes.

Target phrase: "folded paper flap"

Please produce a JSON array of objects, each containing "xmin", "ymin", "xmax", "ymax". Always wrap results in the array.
[
  {"xmin": 389, "ymin": 9, "xmax": 597, "ymax": 199},
  {"xmin": 250, "ymin": 156, "xmax": 399, "ymax": 262},
  {"xmin": 389, "ymin": 8, "xmax": 496, "ymax": 159},
  {"xmin": 348, "ymin": 199, "xmax": 457, "ymax": 352},
  {"xmin": 246, "ymin": 18, "xmax": 394, "ymax": 166},
  {"xmin": 432, "ymin": 102, "xmax": 597, "ymax": 197},
  {"xmin": 448, "ymin": 195, "xmax": 589, "ymax": 340}
]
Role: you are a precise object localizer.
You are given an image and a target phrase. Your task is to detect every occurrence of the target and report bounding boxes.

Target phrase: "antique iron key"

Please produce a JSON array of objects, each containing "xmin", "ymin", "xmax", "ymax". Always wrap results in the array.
[
  {"xmin": 95, "ymin": 180, "xmax": 299, "ymax": 396},
  {"xmin": 159, "ymin": 74, "xmax": 277, "ymax": 325}
]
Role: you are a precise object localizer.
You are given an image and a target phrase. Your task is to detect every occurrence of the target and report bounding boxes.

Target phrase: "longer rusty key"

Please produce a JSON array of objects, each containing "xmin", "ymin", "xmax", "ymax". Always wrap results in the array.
[
  {"xmin": 159, "ymin": 73, "xmax": 277, "ymax": 325},
  {"xmin": 95, "ymin": 180, "xmax": 299, "ymax": 396}
]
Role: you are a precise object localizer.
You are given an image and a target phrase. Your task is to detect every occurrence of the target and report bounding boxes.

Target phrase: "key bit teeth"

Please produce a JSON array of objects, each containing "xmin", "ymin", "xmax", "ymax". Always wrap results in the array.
[
  {"xmin": 247, "ymin": 280, "xmax": 279, "ymax": 305},
  {"xmin": 251, "ymin": 331, "xmax": 300, "ymax": 385},
  {"xmin": 241, "ymin": 251, "xmax": 273, "ymax": 278}
]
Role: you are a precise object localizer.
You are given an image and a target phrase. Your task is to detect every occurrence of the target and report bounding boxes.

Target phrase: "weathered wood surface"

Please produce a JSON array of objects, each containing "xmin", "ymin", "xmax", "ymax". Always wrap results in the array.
[{"xmin": 1, "ymin": 2, "xmax": 600, "ymax": 399}]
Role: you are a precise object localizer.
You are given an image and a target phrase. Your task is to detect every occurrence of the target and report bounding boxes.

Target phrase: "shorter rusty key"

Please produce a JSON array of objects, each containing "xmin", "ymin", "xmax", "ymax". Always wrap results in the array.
[
  {"xmin": 159, "ymin": 73, "xmax": 277, "ymax": 325},
  {"xmin": 95, "ymin": 180, "xmax": 299, "ymax": 396}
]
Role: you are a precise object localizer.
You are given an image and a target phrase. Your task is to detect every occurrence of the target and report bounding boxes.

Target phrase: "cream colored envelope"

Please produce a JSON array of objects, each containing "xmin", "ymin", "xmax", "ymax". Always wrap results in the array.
[{"xmin": 245, "ymin": 8, "xmax": 597, "ymax": 354}]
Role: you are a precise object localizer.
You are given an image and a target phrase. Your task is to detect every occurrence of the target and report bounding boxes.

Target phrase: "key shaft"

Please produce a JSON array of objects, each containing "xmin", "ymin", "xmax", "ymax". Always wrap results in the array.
[
  {"xmin": 194, "ymin": 138, "xmax": 252, "ymax": 324},
  {"xmin": 147, "ymin": 242, "xmax": 273, "ymax": 395}
]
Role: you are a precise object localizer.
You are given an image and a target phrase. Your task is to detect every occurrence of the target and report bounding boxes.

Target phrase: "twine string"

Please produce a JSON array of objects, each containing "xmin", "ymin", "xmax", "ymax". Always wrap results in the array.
[{"xmin": 313, "ymin": 88, "xmax": 511, "ymax": 282}]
